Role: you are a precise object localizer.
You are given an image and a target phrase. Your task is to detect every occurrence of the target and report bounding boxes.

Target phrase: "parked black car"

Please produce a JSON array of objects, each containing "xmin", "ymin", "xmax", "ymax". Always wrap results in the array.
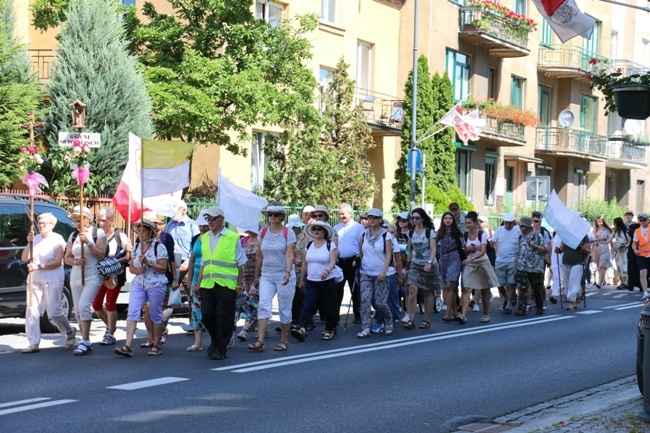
[{"xmin": 0, "ymin": 194, "xmax": 76, "ymax": 332}]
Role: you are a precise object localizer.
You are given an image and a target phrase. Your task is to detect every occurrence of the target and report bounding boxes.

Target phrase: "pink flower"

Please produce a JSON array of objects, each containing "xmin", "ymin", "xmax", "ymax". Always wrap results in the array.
[
  {"xmin": 35, "ymin": 155, "xmax": 44, "ymax": 165},
  {"xmin": 83, "ymin": 145, "xmax": 90, "ymax": 154},
  {"xmin": 64, "ymin": 154, "xmax": 71, "ymax": 163},
  {"xmin": 73, "ymin": 146, "xmax": 82, "ymax": 156},
  {"xmin": 72, "ymin": 139, "xmax": 81, "ymax": 147},
  {"xmin": 20, "ymin": 148, "xmax": 28, "ymax": 153}
]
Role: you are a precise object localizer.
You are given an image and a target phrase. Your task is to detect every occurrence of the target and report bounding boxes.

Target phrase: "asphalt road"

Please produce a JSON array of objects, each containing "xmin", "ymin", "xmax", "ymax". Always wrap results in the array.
[{"xmin": 0, "ymin": 287, "xmax": 640, "ymax": 433}]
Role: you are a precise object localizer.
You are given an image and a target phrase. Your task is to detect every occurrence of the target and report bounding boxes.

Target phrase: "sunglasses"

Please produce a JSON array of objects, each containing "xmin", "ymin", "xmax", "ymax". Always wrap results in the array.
[
  {"xmin": 532, "ymin": 220, "xmax": 540, "ymax": 223},
  {"xmin": 639, "ymin": 218, "xmax": 648, "ymax": 222},
  {"xmin": 267, "ymin": 212, "xmax": 283, "ymax": 217},
  {"xmin": 367, "ymin": 215, "xmax": 381, "ymax": 220},
  {"xmin": 205, "ymin": 215, "xmax": 221, "ymax": 222},
  {"xmin": 411, "ymin": 216, "xmax": 422, "ymax": 220},
  {"xmin": 311, "ymin": 227, "xmax": 324, "ymax": 232},
  {"xmin": 313, "ymin": 213, "xmax": 326, "ymax": 218}
]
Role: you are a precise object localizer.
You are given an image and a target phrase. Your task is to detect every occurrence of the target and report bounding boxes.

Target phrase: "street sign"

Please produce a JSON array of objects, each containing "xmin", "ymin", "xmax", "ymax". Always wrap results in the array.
[
  {"xmin": 58, "ymin": 132, "xmax": 101, "ymax": 148},
  {"xmin": 406, "ymin": 148, "xmax": 422, "ymax": 175},
  {"xmin": 526, "ymin": 176, "xmax": 551, "ymax": 201}
]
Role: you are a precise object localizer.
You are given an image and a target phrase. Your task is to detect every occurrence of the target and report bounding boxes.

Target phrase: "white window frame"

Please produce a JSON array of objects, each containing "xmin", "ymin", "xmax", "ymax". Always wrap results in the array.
[
  {"xmin": 251, "ymin": 132, "xmax": 270, "ymax": 191},
  {"xmin": 255, "ymin": 1, "xmax": 284, "ymax": 27},
  {"xmin": 321, "ymin": 0, "xmax": 337, "ymax": 24},
  {"xmin": 356, "ymin": 41, "xmax": 373, "ymax": 93}
]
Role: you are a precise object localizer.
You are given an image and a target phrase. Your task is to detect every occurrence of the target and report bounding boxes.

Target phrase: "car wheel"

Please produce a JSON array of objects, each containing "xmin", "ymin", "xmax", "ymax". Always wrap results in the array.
[
  {"xmin": 434, "ymin": 296, "xmax": 443, "ymax": 313},
  {"xmin": 40, "ymin": 285, "xmax": 73, "ymax": 333}
]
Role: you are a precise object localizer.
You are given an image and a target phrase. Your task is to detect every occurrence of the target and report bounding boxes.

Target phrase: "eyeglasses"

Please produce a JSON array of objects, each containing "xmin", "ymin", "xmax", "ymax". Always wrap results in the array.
[
  {"xmin": 205, "ymin": 215, "xmax": 221, "ymax": 222},
  {"xmin": 97, "ymin": 218, "xmax": 111, "ymax": 223},
  {"xmin": 367, "ymin": 215, "xmax": 381, "ymax": 220},
  {"xmin": 313, "ymin": 213, "xmax": 326, "ymax": 218},
  {"xmin": 411, "ymin": 216, "xmax": 422, "ymax": 220},
  {"xmin": 267, "ymin": 212, "xmax": 283, "ymax": 217}
]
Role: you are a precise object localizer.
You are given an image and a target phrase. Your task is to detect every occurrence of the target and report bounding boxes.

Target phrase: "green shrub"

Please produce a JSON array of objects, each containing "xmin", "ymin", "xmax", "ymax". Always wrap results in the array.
[{"xmin": 575, "ymin": 197, "xmax": 627, "ymax": 224}]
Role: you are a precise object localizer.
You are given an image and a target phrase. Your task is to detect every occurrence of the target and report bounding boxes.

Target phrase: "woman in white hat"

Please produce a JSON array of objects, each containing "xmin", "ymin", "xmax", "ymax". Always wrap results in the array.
[
  {"xmin": 292, "ymin": 221, "xmax": 340, "ymax": 341},
  {"xmin": 63, "ymin": 206, "xmax": 107, "ymax": 355},
  {"xmin": 248, "ymin": 202, "xmax": 296, "ymax": 352},
  {"xmin": 286, "ymin": 215, "xmax": 307, "ymax": 329}
]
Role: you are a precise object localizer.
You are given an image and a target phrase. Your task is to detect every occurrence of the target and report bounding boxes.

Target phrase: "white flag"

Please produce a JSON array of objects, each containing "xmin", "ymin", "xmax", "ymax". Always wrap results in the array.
[
  {"xmin": 438, "ymin": 104, "xmax": 486, "ymax": 146},
  {"xmin": 217, "ymin": 168, "xmax": 268, "ymax": 233},
  {"xmin": 542, "ymin": 190, "xmax": 592, "ymax": 249},
  {"xmin": 532, "ymin": 0, "xmax": 595, "ymax": 43}
]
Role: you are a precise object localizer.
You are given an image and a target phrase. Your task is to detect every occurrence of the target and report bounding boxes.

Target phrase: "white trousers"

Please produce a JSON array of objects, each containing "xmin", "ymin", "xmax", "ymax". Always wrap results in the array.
[
  {"xmin": 25, "ymin": 280, "xmax": 73, "ymax": 345},
  {"xmin": 563, "ymin": 264, "xmax": 583, "ymax": 302},
  {"xmin": 71, "ymin": 275, "xmax": 103, "ymax": 323},
  {"xmin": 257, "ymin": 273, "xmax": 296, "ymax": 323}
]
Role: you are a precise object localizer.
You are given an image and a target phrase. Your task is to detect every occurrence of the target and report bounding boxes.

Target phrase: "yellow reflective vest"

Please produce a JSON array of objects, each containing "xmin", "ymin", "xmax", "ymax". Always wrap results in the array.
[{"xmin": 200, "ymin": 229, "xmax": 239, "ymax": 290}]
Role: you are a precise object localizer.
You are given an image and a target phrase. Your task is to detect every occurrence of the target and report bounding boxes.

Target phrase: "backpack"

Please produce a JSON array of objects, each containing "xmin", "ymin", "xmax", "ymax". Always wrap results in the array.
[
  {"xmin": 361, "ymin": 229, "xmax": 395, "ymax": 267},
  {"xmin": 261, "ymin": 226, "xmax": 297, "ymax": 264},
  {"xmin": 306, "ymin": 240, "xmax": 332, "ymax": 251},
  {"xmin": 463, "ymin": 230, "xmax": 490, "ymax": 263}
]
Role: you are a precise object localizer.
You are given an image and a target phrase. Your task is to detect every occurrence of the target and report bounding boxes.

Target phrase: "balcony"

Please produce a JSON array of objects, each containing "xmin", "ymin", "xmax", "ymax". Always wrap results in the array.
[
  {"xmin": 479, "ymin": 114, "xmax": 526, "ymax": 147},
  {"xmin": 535, "ymin": 127, "xmax": 608, "ymax": 161},
  {"xmin": 538, "ymin": 45, "xmax": 607, "ymax": 79},
  {"xmin": 28, "ymin": 49, "xmax": 54, "ymax": 84},
  {"xmin": 606, "ymin": 135, "xmax": 648, "ymax": 170},
  {"xmin": 607, "ymin": 59, "xmax": 650, "ymax": 77},
  {"xmin": 458, "ymin": 7, "xmax": 531, "ymax": 58},
  {"xmin": 355, "ymin": 88, "xmax": 404, "ymax": 137}
]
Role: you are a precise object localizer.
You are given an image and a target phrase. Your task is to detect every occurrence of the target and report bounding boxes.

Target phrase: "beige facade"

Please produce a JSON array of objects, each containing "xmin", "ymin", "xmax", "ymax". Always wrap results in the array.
[{"xmin": 15, "ymin": 0, "xmax": 650, "ymax": 214}]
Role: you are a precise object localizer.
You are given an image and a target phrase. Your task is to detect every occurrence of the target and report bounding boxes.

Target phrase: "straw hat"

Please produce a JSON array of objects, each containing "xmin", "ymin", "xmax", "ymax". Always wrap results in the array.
[{"xmin": 305, "ymin": 221, "xmax": 334, "ymax": 240}]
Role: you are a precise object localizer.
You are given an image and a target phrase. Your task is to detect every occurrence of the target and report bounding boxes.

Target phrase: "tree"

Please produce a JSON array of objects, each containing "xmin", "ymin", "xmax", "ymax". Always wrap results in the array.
[
  {"xmin": 392, "ymin": 55, "xmax": 436, "ymax": 210},
  {"xmin": 41, "ymin": 0, "xmax": 153, "ymax": 196},
  {"xmin": 429, "ymin": 72, "xmax": 456, "ymax": 189},
  {"xmin": 263, "ymin": 57, "xmax": 377, "ymax": 209},
  {"xmin": 0, "ymin": 0, "xmax": 44, "ymax": 187}
]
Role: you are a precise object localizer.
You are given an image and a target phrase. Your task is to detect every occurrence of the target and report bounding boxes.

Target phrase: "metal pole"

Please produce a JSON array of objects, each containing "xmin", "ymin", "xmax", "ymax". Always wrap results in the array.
[
  {"xmin": 409, "ymin": 0, "xmax": 419, "ymax": 211},
  {"xmin": 421, "ymin": 153, "xmax": 425, "ymax": 208},
  {"xmin": 637, "ymin": 303, "xmax": 650, "ymax": 421},
  {"xmin": 535, "ymin": 178, "xmax": 540, "ymax": 211}
]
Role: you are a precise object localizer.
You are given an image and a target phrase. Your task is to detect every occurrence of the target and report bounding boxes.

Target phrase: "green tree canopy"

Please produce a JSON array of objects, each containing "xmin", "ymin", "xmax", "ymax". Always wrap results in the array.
[
  {"xmin": 263, "ymin": 57, "xmax": 377, "ymax": 209},
  {"xmin": 0, "ymin": 0, "xmax": 44, "ymax": 187},
  {"xmin": 42, "ymin": 0, "xmax": 153, "ymax": 196}
]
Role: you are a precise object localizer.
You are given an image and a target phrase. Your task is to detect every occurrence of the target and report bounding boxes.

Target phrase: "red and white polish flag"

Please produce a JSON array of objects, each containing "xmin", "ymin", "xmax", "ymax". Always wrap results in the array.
[{"xmin": 532, "ymin": 0, "xmax": 595, "ymax": 43}]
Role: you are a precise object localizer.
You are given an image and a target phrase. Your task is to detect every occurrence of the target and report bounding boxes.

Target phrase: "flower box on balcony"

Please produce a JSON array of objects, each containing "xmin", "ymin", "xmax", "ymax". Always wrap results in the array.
[{"xmin": 612, "ymin": 85, "xmax": 650, "ymax": 120}]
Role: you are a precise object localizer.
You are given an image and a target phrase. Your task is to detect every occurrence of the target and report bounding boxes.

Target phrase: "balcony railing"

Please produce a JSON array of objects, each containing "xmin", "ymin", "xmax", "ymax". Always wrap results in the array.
[
  {"xmin": 481, "ymin": 115, "xmax": 526, "ymax": 145},
  {"xmin": 607, "ymin": 136, "xmax": 648, "ymax": 165},
  {"xmin": 28, "ymin": 49, "xmax": 54, "ymax": 83},
  {"xmin": 605, "ymin": 59, "xmax": 650, "ymax": 77},
  {"xmin": 355, "ymin": 88, "xmax": 404, "ymax": 131},
  {"xmin": 538, "ymin": 45, "xmax": 607, "ymax": 79},
  {"xmin": 535, "ymin": 127, "xmax": 608, "ymax": 160},
  {"xmin": 459, "ymin": 7, "xmax": 531, "ymax": 57}
]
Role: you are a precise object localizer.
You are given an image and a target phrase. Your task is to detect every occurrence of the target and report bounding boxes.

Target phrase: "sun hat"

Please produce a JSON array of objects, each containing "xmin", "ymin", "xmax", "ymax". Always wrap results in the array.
[
  {"xmin": 204, "ymin": 206, "xmax": 224, "ymax": 218},
  {"xmin": 67, "ymin": 205, "xmax": 93, "ymax": 220},
  {"xmin": 131, "ymin": 217, "xmax": 158, "ymax": 232},
  {"xmin": 191, "ymin": 209, "xmax": 210, "ymax": 225},
  {"xmin": 519, "ymin": 216, "xmax": 533, "ymax": 228},
  {"xmin": 262, "ymin": 202, "xmax": 287, "ymax": 216},
  {"xmin": 367, "ymin": 208, "xmax": 383, "ymax": 218},
  {"xmin": 625, "ymin": 210, "xmax": 634, "ymax": 216},
  {"xmin": 286, "ymin": 214, "xmax": 304, "ymax": 229},
  {"xmin": 302, "ymin": 205, "xmax": 315, "ymax": 213},
  {"xmin": 502, "ymin": 213, "xmax": 516, "ymax": 222},
  {"xmin": 305, "ymin": 221, "xmax": 334, "ymax": 240},
  {"xmin": 478, "ymin": 215, "xmax": 488, "ymax": 223},
  {"xmin": 311, "ymin": 205, "xmax": 330, "ymax": 220}
]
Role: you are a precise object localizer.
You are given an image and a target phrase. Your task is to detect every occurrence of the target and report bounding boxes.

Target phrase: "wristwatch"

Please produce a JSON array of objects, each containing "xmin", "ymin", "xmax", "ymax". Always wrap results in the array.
[
  {"xmin": 427, "ymin": 260, "xmax": 433, "ymax": 264},
  {"xmin": 37, "ymin": 264, "xmax": 42, "ymax": 270}
]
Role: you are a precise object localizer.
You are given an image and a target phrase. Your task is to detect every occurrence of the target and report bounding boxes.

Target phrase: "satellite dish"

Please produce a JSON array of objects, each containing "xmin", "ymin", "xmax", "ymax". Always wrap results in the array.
[
  {"xmin": 558, "ymin": 109, "xmax": 575, "ymax": 128},
  {"xmin": 624, "ymin": 119, "xmax": 643, "ymax": 135}
]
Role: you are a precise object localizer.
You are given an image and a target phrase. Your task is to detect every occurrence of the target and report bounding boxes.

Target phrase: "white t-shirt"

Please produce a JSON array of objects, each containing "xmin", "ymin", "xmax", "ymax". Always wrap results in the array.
[
  {"xmin": 333, "ymin": 221, "xmax": 364, "ymax": 259},
  {"xmin": 410, "ymin": 227, "xmax": 436, "ymax": 266},
  {"xmin": 260, "ymin": 228, "xmax": 297, "ymax": 277},
  {"xmin": 360, "ymin": 229, "xmax": 396, "ymax": 277},
  {"xmin": 31, "ymin": 233, "xmax": 66, "ymax": 283},
  {"xmin": 491, "ymin": 225, "xmax": 522, "ymax": 262},
  {"xmin": 69, "ymin": 227, "xmax": 106, "ymax": 285},
  {"xmin": 305, "ymin": 240, "xmax": 337, "ymax": 282},
  {"xmin": 465, "ymin": 230, "xmax": 489, "ymax": 262}
]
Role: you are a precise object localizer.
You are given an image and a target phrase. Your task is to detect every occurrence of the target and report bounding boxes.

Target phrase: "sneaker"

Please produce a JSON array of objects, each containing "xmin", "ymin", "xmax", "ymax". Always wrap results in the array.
[
  {"xmin": 536, "ymin": 308, "xmax": 544, "ymax": 315},
  {"xmin": 291, "ymin": 327, "xmax": 306, "ymax": 342},
  {"xmin": 642, "ymin": 293, "xmax": 649, "ymax": 302},
  {"xmin": 515, "ymin": 310, "xmax": 526, "ymax": 316},
  {"xmin": 549, "ymin": 296, "xmax": 558, "ymax": 304},
  {"xmin": 401, "ymin": 313, "xmax": 410, "ymax": 323},
  {"xmin": 100, "ymin": 334, "xmax": 116, "ymax": 346},
  {"xmin": 357, "ymin": 328, "xmax": 371, "ymax": 338},
  {"xmin": 237, "ymin": 330, "xmax": 248, "ymax": 341},
  {"xmin": 385, "ymin": 321, "xmax": 394, "ymax": 336},
  {"xmin": 472, "ymin": 303, "xmax": 480, "ymax": 312},
  {"xmin": 525, "ymin": 304, "xmax": 532, "ymax": 312},
  {"xmin": 370, "ymin": 323, "xmax": 384, "ymax": 334},
  {"xmin": 322, "ymin": 330, "xmax": 335, "ymax": 340}
]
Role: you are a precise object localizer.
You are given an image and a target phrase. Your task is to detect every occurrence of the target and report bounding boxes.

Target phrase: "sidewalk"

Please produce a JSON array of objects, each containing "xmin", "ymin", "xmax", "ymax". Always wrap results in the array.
[{"xmin": 452, "ymin": 375, "xmax": 647, "ymax": 433}]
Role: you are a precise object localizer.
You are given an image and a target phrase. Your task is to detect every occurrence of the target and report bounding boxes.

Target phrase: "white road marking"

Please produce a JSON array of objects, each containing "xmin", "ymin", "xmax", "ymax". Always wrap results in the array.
[
  {"xmin": 0, "ymin": 398, "xmax": 50, "ymax": 409},
  {"xmin": 585, "ymin": 293, "xmax": 597, "ymax": 297},
  {"xmin": 613, "ymin": 294, "xmax": 628, "ymax": 299},
  {"xmin": 603, "ymin": 302, "xmax": 640, "ymax": 310},
  {"xmin": 214, "ymin": 316, "xmax": 574, "ymax": 373},
  {"xmin": 615, "ymin": 304, "xmax": 645, "ymax": 311},
  {"xmin": 575, "ymin": 310, "xmax": 602, "ymax": 315},
  {"xmin": 107, "ymin": 377, "xmax": 189, "ymax": 391},
  {"xmin": 0, "ymin": 399, "xmax": 77, "ymax": 416}
]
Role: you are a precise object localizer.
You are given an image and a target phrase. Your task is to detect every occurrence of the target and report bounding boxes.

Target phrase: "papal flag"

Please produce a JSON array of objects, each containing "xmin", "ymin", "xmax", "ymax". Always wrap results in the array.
[{"xmin": 533, "ymin": 0, "xmax": 595, "ymax": 43}]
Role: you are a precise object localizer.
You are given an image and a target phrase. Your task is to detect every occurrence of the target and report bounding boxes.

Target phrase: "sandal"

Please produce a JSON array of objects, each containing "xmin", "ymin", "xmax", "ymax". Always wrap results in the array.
[
  {"xmin": 139, "ymin": 340, "xmax": 155, "ymax": 348},
  {"xmin": 21, "ymin": 344, "xmax": 40, "ymax": 354},
  {"xmin": 480, "ymin": 315, "xmax": 491, "ymax": 323},
  {"xmin": 419, "ymin": 320, "xmax": 430, "ymax": 329},
  {"xmin": 456, "ymin": 313, "xmax": 466, "ymax": 324},
  {"xmin": 442, "ymin": 314, "xmax": 456, "ymax": 322},
  {"xmin": 274, "ymin": 342, "xmax": 288, "ymax": 351},
  {"xmin": 114, "ymin": 345, "xmax": 133, "ymax": 357},
  {"xmin": 147, "ymin": 346, "xmax": 162, "ymax": 356},
  {"xmin": 404, "ymin": 320, "xmax": 415, "ymax": 330},
  {"xmin": 186, "ymin": 344, "xmax": 203, "ymax": 352},
  {"xmin": 65, "ymin": 329, "xmax": 76, "ymax": 349},
  {"xmin": 248, "ymin": 341, "xmax": 265, "ymax": 351},
  {"xmin": 322, "ymin": 330, "xmax": 335, "ymax": 340},
  {"xmin": 73, "ymin": 341, "xmax": 93, "ymax": 356},
  {"xmin": 100, "ymin": 334, "xmax": 116, "ymax": 345}
]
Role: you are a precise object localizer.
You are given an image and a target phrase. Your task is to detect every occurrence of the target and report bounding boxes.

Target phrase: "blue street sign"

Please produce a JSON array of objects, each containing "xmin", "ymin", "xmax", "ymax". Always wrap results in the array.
[{"xmin": 406, "ymin": 148, "xmax": 422, "ymax": 175}]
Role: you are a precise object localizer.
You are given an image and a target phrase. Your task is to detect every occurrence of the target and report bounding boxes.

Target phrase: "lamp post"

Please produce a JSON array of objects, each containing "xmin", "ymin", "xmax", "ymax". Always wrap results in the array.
[{"xmin": 409, "ymin": 0, "xmax": 419, "ymax": 211}]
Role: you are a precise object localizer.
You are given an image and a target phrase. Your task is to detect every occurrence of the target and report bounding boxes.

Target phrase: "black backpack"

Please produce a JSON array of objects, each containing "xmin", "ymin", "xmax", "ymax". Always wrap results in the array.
[
  {"xmin": 463, "ymin": 230, "xmax": 491, "ymax": 263},
  {"xmin": 135, "ymin": 234, "xmax": 174, "ymax": 284}
]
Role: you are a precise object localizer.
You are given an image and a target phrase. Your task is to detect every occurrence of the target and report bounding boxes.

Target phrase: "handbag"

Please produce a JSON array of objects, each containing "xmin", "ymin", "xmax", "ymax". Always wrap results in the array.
[
  {"xmin": 96, "ymin": 257, "xmax": 123, "ymax": 278},
  {"xmin": 168, "ymin": 288, "xmax": 183, "ymax": 308}
]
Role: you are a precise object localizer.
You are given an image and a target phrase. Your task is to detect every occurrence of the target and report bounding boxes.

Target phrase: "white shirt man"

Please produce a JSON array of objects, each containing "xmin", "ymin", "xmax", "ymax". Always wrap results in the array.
[
  {"xmin": 491, "ymin": 213, "xmax": 521, "ymax": 314},
  {"xmin": 333, "ymin": 204, "xmax": 365, "ymax": 323}
]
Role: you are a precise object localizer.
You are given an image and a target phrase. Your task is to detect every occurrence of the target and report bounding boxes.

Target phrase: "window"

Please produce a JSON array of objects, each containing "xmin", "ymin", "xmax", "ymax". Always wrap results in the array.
[
  {"xmin": 446, "ymin": 50, "xmax": 471, "ymax": 103},
  {"xmin": 251, "ymin": 132, "xmax": 270, "ymax": 191},
  {"xmin": 485, "ymin": 155, "xmax": 497, "ymax": 205},
  {"xmin": 538, "ymin": 85, "xmax": 551, "ymax": 126},
  {"xmin": 541, "ymin": 19, "xmax": 552, "ymax": 45},
  {"xmin": 321, "ymin": 0, "xmax": 337, "ymax": 24},
  {"xmin": 487, "ymin": 68, "xmax": 496, "ymax": 99},
  {"xmin": 510, "ymin": 76, "xmax": 524, "ymax": 109},
  {"xmin": 356, "ymin": 41, "xmax": 373, "ymax": 92},
  {"xmin": 610, "ymin": 31, "xmax": 618, "ymax": 60},
  {"xmin": 514, "ymin": 0, "xmax": 526, "ymax": 15},
  {"xmin": 319, "ymin": 67, "xmax": 335, "ymax": 90},
  {"xmin": 582, "ymin": 20, "xmax": 600, "ymax": 55},
  {"xmin": 255, "ymin": 1, "xmax": 284, "ymax": 28},
  {"xmin": 456, "ymin": 147, "xmax": 472, "ymax": 197},
  {"xmin": 119, "ymin": 0, "xmax": 136, "ymax": 5},
  {"xmin": 580, "ymin": 94, "xmax": 597, "ymax": 133}
]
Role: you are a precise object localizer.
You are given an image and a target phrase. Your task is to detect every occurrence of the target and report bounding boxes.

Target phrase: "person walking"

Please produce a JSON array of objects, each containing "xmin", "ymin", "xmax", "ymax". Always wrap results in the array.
[
  {"xmin": 20, "ymin": 213, "xmax": 76, "ymax": 353},
  {"xmin": 196, "ymin": 206, "xmax": 247, "ymax": 360},
  {"xmin": 184, "ymin": 209, "xmax": 210, "ymax": 351},
  {"xmin": 491, "ymin": 213, "xmax": 520, "ymax": 314},
  {"xmin": 248, "ymin": 202, "xmax": 297, "ymax": 352},
  {"xmin": 64, "ymin": 206, "xmax": 106, "ymax": 356},
  {"xmin": 115, "ymin": 217, "xmax": 169, "ymax": 357},
  {"xmin": 333, "ymin": 203, "xmax": 364, "ymax": 325},
  {"xmin": 633, "ymin": 213, "xmax": 650, "ymax": 301},
  {"xmin": 514, "ymin": 216, "xmax": 548, "ymax": 316},
  {"xmin": 436, "ymin": 211, "xmax": 463, "ymax": 322},
  {"xmin": 591, "ymin": 215, "xmax": 612, "ymax": 288},
  {"xmin": 556, "ymin": 235, "xmax": 591, "ymax": 310},
  {"xmin": 609, "ymin": 217, "xmax": 630, "ymax": 290}
]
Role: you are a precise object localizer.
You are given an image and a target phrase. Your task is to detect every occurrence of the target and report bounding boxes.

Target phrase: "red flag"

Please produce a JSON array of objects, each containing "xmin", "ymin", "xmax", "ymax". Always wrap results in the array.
[{"xmin": 540, "ymin": 0, "xmax": 564, "ymax": 16}]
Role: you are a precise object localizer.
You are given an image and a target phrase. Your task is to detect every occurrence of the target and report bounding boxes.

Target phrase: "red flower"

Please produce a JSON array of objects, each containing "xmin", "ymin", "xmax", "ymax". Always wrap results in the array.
[{"xmin": 589, "ymin": 57, "xmax": 598, "ymax": 65}]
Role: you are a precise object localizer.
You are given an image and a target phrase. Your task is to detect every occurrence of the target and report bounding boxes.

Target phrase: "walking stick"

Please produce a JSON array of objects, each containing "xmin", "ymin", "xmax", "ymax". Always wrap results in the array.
[
  {"xmin": 344, "ymin": 269, "xmax": 359, "ymax": 331},
  {"xmin": 556, "ymin": 252, "xmax": 563, "ymax": 310}
]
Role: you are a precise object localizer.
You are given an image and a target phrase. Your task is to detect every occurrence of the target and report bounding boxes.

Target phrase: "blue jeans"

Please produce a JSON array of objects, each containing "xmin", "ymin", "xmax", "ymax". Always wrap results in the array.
[{"xmin": 375, "ymin": 273, "xmax": 401, "ymax": 323}]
